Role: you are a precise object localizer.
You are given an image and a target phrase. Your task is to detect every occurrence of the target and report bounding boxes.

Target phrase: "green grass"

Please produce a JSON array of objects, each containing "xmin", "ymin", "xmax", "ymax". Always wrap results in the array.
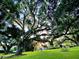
[{"xmin": 5, "ymin": 47, "xmax": 79, "ymax": 59}]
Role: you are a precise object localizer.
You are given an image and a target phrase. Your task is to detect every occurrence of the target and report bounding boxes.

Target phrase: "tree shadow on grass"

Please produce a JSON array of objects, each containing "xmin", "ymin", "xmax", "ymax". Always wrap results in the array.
[{"xmin": 0, "ymin": 54, "xmax": 27, "ymax": 59}]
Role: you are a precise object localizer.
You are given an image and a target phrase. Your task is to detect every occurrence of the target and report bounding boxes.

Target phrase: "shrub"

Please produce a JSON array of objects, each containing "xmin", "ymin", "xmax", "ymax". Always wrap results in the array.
[{"xmin": 61, "ymin": 46, "xmax": 69, "ymax": 52}]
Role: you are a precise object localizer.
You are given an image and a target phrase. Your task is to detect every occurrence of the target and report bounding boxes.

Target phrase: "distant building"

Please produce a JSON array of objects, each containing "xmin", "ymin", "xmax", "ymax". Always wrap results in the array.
[{"xmin": 32, "ymin": 40, "xmax": 50, "ymax": 51}]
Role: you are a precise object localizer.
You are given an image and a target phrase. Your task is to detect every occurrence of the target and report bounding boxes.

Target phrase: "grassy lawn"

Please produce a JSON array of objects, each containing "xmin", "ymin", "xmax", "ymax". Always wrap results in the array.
[{"xmin": 4, "ymin": 47, "xmax": 79, "ymax": 59}]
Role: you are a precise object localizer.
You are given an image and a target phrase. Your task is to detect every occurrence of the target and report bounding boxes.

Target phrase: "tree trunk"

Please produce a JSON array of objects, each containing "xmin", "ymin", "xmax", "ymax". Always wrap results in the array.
[
  {"xmin": 1, "ymin": 44, "xmax": 12, "ymax": 54},
  {"xmin": 15, "ymin": 42, "xmax": 23, "ymax": 55}
]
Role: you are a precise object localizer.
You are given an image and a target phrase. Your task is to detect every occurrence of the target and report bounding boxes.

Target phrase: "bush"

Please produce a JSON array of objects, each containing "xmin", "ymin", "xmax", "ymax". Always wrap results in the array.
[{"xmin": 61, "ymin": 46, "xmax": 69, "ymax": 52}]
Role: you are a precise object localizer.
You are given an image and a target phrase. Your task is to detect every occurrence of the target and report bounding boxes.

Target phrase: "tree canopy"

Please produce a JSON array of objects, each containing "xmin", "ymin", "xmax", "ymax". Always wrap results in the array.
[{"xmin": 0, "ymin": 0, "xmax": 79, "ymax": 55}]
